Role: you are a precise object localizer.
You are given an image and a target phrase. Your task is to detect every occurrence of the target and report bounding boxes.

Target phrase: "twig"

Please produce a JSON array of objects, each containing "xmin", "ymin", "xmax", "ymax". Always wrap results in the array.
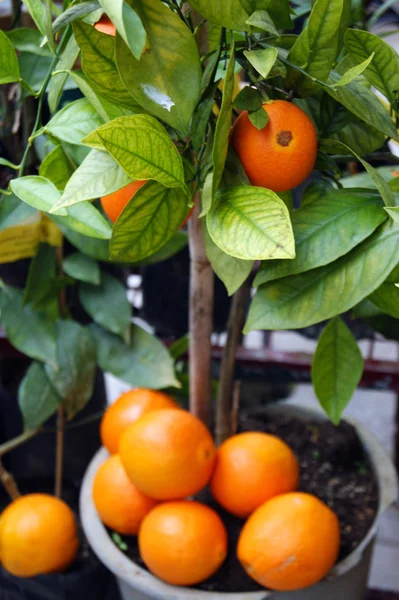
[
  {"xmin": 0, "ymin": 458, "xmax": 21, "ymax": 500},
  {"xmin": 0, "ymin": 429, "xmax": 40, "ymax": 457},
  {"xmin": 54, "ymin": 407, "xmax": 65, "ymax": 498},
  {"xmin": 231, "ymin": 381, "xmax": 241, "ymax": 436},
  {"xmin": 215, "ymin": 279, "xmax": 251, "ymax": 445}
]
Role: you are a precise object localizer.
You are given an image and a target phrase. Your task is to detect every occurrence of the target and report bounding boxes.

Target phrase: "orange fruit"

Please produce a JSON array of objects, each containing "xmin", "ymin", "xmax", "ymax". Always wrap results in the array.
[
  {"xmin": 231, "ymin": 100, "xmax": 318, "ymax": 192},
  {"xmin": 93, "ymin": 454, "xmax": 158, "ymax": 535},
  {"xmin": 94, "ymin": 15, "xmax": 116, "ymax": 36},
  {"xmin": 139, "ymin": 501, "xmax": 227, "ymax": 585},
  {"xmin": 119, "ymin": 409, "xmax": 216, "ymax": 500},
  {"xmin": 101, "ymin": 180, "xmax": 147, "ymax": 223},
  {"xmin": 237, "ymin": 492, "xmax": 340, "ymax": 591},
  {"xmin": 0, "ymin": 494, "xmax": 79, "ymax": 578},
  {"xmin": 100, "ymin": 388, "xmax": 178, "ymax": 455},
  {"xmin": 211, "ymin": 432, "xmax": 299, "ymax": 518}
]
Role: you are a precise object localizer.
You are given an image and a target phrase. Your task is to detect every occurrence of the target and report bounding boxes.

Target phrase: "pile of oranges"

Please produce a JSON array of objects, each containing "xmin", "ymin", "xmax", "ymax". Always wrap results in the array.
[{"xmin": 93, "ymin": 388, "xmax": 341, "ymax": 591}]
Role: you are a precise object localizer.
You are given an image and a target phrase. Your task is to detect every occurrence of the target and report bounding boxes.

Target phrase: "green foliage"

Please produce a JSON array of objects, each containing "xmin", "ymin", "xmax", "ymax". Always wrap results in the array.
[
  {"xmin": 312, "ymin": 318, "xmax": 364, "ymax": 424},
  {"xmin": 45, "ymin": 98, "xmax": 105, "ymax": 145},
  {"xmin": 0, "ymin": 29, "xmax": 21, "ymax": 84},
  {"xmin": 98, "ymin": 0, "xmax": 146, "ymax": 59},
  {"xmin": 62, "ymin": 252, "xmax": 101, "ymax": 284},
  {"xmin": 19, "ymin": 362, "xmax": 61, "ymax": 430},
  {"xmin": 0, "ymin": 194, "xmax": 36, "ymax": 231}
]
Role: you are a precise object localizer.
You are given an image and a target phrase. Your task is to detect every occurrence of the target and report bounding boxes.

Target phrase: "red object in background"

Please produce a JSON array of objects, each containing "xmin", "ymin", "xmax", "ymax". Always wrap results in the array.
[{"xmin": 94, "ymin": 15, "xmax": 116, "ymax": 36}]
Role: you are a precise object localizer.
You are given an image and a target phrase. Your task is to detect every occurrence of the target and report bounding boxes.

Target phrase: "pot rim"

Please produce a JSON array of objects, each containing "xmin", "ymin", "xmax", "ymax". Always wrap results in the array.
[{"xmin": 80, "ymin": 402, "xmax": 398, "ymax": 599}]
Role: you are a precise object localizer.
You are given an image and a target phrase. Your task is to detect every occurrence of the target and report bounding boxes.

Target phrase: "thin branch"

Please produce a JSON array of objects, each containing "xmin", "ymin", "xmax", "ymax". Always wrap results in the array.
[
  {"xmin": 0, "ymin": 429, "xmax": 40, "ymax": 457},
  {"xmin": 0, "ymin": 458, "xmax": 21, "ymax": 500},
  {"xmin": 231, "ymin": 381, "xmax": 241, "ymax": 436}
]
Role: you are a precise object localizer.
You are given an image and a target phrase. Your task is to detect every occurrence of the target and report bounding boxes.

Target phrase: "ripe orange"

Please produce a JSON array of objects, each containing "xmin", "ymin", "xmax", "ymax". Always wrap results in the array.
[
  {"xmin": 119, "ymin": 409, "xmax": 216, "ymax": 500},
  {"xmin": 93, "ymin": 454, "xmax": 157, "ymax": 535},
  {"xmin": 101, "ymin": 180, "xmax": 147, "ymax": 223},
  {"xmin": 231, "ymin": 100, "xmax": 318, "ymax": 192},
  {"xmin": 94, "ymin": 15, "xmax": 116, "ymax": 36},
  {"xmin": 237, "ymin": 492, "xmax": 340, "ymax": 591},
  {"xmin": 139, "ymin": 501, "xmax": 227, "ymax": 585},
  {"xmin": 0, "ymin": 494, "xmax": 79, "ymax": 578},
  {"xmin": 211, "ymin": 432, "xmax": 299, "ymax": 518},
  {"xmin": 100, "ymin": 388, "xmax": 178, "ymax": 455}
]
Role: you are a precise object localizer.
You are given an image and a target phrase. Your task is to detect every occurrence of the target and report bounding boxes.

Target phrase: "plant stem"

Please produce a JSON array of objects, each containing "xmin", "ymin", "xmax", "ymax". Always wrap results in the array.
[
  {"xmin": 0, "ymin": 458, "xmax": 21, "ymax": 500},
  {"xmin": 54, "ymin": 407, "xmax": 65, "ymax": 498},
  {"xmin": 215, "ymin": 279, "xmax": 250, "ymax": 445},
  {"xmin": 188, "ymin": 201, "xmax": 214, "ymax": 426},
  {"xmin": 0, "ymin": 429, "xmax": 40, "ymax": 457}
]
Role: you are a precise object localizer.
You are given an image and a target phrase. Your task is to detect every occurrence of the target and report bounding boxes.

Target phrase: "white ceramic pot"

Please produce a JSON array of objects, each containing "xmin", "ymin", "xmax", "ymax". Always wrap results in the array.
[{"xmin": 80, "ymin": 404, "xmax": 398, "ymax": 600}]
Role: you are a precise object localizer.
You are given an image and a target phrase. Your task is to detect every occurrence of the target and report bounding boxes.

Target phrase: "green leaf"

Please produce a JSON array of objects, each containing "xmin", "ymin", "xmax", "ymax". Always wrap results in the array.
[
  {"xmin": 45, "ymin": 321, "xmax": 97, "ymax": 420},
  {"xmin": 115, "ymin": 0, "xmax": 201, "ymax": 135},
  {"xmin": 240, "ymin": 0, "xmax": 292, "ymax": 29},
  {"xmin": 331, "ymin": 118, "xmax": 385, "ymax": 155},
  {"xmin": 132, "ymin": 231, "xmax": 188, "ymax": 266},
  {"xmin": 212, "ymin": 43, "xmax": 236, "ymax": 199},
  {"xmin": 300, "ymin": 179, "xmax": 334, "ymax": 207},
  {"xmin": 19, "ymin": 362, "xmax": 61, "ymax": 430},
  {"xmin": 60, "ymin": 226, "xmax": 110, "ymax": 261},
  {"xmin": 24, "ymin": 243, "xmax": 58, "ymax": 321},
  {"xmin": 89, "ymin": 323, "xmax": 178, "ymax": 388},
  {"xmin": 45, "ymin": 98, "xmax": 104, "ymax": 145},
  {"xmin": 69, "ymin": 71, "xmax": 109, "ymax": 123},
  {"xmin": 370, "ymin": 281, "xmax": 399, "ymax": 318},
  {"xmin": 326, "ymin": 72, "xmax": 398, "ymax": 140},
  {"xmin": 352, "ymin": 298, "xmax": 382, "ymax": 318},
  {"xmin": 321, "ymin": 139, "xmax": 395, "ymax": 207},
  {"xmin": 244, "ymin": 48, "xmax": 278, "ymax": 79},
  {"xmin": 0, "ymin": 286, "xmax": 57, "ymax": 368},
  {"xmin": 207, "ymin": 186, "xmax": 295, "ymax": 261},
  {"xmin": 48, "ymin": 35, "xmax": 80, "ymax": 114},
  {"xmin": 19, "ymin": 52, "xmax": 52, "ymax": 93},
  {"xmin": 233, "ymin": 86, "xmax": 263, "ymax": 112},
  {"xmin": 22, "ymin": 0, "xmax": 47, "ymax": 36},
  {"xmin": 87, "ymin": 116, "xmax": 185, "ymax": 188},
  {"xmin": 98, "ymin": 0, "xmax": 146, "ymax": 59},
  {"xmin": 246, "ymin": 11, "xmax": 279, "ymax": 36},
  {"xmin": 344, "ymin": 29, "xmax": 399, "ymax": 102},
  {"xmin": 63, "ymin": 252, "xmax": 101, "ymax": 284},
  {"xmin": 203, "ymin": 222, "xmax": 252, "ymax": 296},
  {"xmin": 73, "ymin": 21, "xmax": 142, "ymax": 112},
  {"xmin": 169, "ymin": 334, "xmax": 189, "ymax": 361},
  {"xmin": 188, "ymin": 0, "xmax": 250, "ymax": 31},
  {"xmin": 54, "ymin": 202, "xmax": 112, "ymax": 240},
  {"xmin": 52, "ymin": 1, "xmax": 101, "ymax": 33},
  {"xmin": 84, "ymin": 113, "xmax": 166, "ymax": 149},
  {"xmin": 254, "ymin": 189, "xmax": 386, "ymax": 286},
  {"xmin": 191, "ymin": 86, "xmax": 218, "ymax": 152},
  {"xmin": 10, "ymin": 176, "xmax": 68, "ymax": 215},
  {"xmin": 54, "ymin": 150, "xmax": 131, "ymax": 210},
  {"xmin": 5, "ymin": 28, "xmax": 52, "ymax": 57},
  {"xmin": 248, "ymin": 108, "xmax": 269, "ymax": 130},
  {"xmin": 0, "ymin": 194, "xmax": 37, "ymax": 232},
  {"xmin": 312, "ymin": 317, "xmax": 364, "ymax": 425},
  {"xmin": 245, "ymin": 220, "xmax": 399, "ymax": 332},
  {"xmin": 39, "ymin": 146, "xmax": 75, "ymax": 191},
  {"xmin": 334, "ymin": 53, "xmax": 375, "ymax": 87},
  {"xmin": 79, "ymin": 272, "xmax": 131, "ymax": 338},
  {"xmin": 110, "ymin": 181, "xmax": 188, "ymax": 262}
]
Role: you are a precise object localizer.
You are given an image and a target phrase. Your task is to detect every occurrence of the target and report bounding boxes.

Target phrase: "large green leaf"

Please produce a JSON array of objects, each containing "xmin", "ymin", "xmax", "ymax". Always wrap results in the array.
[
  {"xmin": 23, "ymin": 243, "xmax": 58, "ymax": 321},
  {"xmin": 73, "ymin": 21, "xmax": 141, "ymax": 111},
  {"xmin": 19, "ymin": 362, "xmax": 61, "ymax": 430},
  {"xmin": 54, "ymin": 150, "xmax": 131, "ymax": 210},
  {"xmin": 79, "ymin": 272, "xmax": 131, "ymax": 338},
  {"xmin": 18, "ymin": 52, "xmax": 52, "ymax": 93},
  {"xmin": 188, "ymin": 0, "xmax": 250, "ymax": 31},
  {"xmin": 110, "ymin": 181, "xmax": 188, "ymax": 262},
  {"xmin": 45, "ymin": 321, "xmax": 97, "ymax": 420},
  {"xmin": 60, "ymin": 226, "xmax": 110, "ymax": 261},
  {"xmin": 48, "ymin": 35, "xmax": 80, "ymax": 114},
  {"xmin": 10, "ymin": 177, "xmax": 68, "ymax": 215},
  {"xmin": 0, "ymin": 286, "xmax": 57, "ymax": 368},
  {"xmin": 6, "ymin": 28, "xmax": 52, "ymax": 57},
  {"xmin": 21, "ymin": 0, "xmax": 46, "ymax": 36},
  {"xmin": 115, "ymin": 0, "xmax": 201, "ymax": 135},
  {"xmin": 241, "ymin": 0, "xmax": 292, "ymax": 29},
  {"xmin": 254, "ymin": 189, "xmax": 386, "ymax": 286},
  {"xmin": 39, "ymin": 145, "xmax": 75, "ymax": 191},
  {"xmin": 0, "ymin": 30, "xmax": 21, "ymax": 84},
  {"xmin": 331, "ymin": 118, "xmax": 385, "ymax": 155},
  {"xmin": 90, "ymin": 323, "xmax": 178, "ymax": 388},
  {"xmin": 63, "ymin": 252, "xmax": 101, "ymax": 285},
  {"xmin": 344, "ymin": 29, "xmax": 399, "ymax": 103},
  {"xmin": 203, "ymin": 222, "xmax": 252, "ymax": 296},
  {"xmin": 370, "ymin": 282, "xmax": 399, "ymax": 318},
  {"xmin": 245, "ymin": 220, "xmax": 399, "ymax": 332},
  {"xmin": 131, "ymin": 231, "xmax": 188, "ymax": 266},
  {"xmin": 52, "ymin": 1, "xmax": 101, "ymax": 33},
  {"xmin": 207, "ymin": 186, "xmax": 295, "ymax": 261},
  {"xmin": 327, "ymin": 72, "xmax": 398, "ymax": 140},
  {"xmin": 334, "ymin": 53, "xmax": 375, "ymax": 87},
  {"xmin": 98, "ymin": 0, "xmax": 146, "ymax": 59},
  {"xmin": 86, "ymin": 115, "xmax": 185, "ymax": 188},
  {"xmin": 212, "ymin": 43, "xmax": 236, "ymax": 198},
  {"xmin": 45, "ymin": 98, "xmax": 104, "ymax": 145},
  {"xmin": 0, "ymin": 194, "xmax": 36, "ymax": 232},
  {"xmin": 246, "ymin": 11, "xmax": 279, "ymax": 36},
  {"xmin": 312, "ymin": 317, "xmax": 364, "ymax": 424},
  {"xmin": 51, "ymin": 202, "xmax": 112, "ymax": 240}
]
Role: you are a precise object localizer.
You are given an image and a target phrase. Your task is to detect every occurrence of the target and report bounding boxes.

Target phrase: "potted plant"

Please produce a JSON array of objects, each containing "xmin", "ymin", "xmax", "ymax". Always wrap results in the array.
[{"xmin": 1, "ymin": 0, "xmax": 399, "ymax": 598}]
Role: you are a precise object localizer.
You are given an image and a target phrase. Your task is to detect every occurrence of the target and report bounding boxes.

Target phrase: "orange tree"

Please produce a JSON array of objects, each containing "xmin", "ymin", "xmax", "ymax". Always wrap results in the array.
[{"xmin": 0, "ymin": 0, "xmax": 399, "ymax": 498}]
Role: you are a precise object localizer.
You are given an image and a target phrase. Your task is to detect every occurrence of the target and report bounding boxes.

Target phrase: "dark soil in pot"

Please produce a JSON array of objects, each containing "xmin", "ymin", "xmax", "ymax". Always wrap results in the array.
[{"xmin": 110, "ymin": 412, "xmax": 379, "ymax": 593}]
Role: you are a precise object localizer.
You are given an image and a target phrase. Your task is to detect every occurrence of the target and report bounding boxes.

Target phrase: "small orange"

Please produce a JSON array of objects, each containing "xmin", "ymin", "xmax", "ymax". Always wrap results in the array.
[
  {"xmin": 0, "ymin": 494, "xmax": 79, "ymax": 578},
  {"xmin": 94, "ymin": 15, "xmax": 116, "ymax": 36},
  {"xmin": 211, "ymin": 432, "xmax": 299, "ymax": 518},
  {"xmin": 237, "ymin": 492, "xmax": 340, "ymax": 591},
  {"xmin": 93, "ymin": 454, "xmax": 158, "ymax": 535},
  {"xmin": 139, "ymin": 501, "xmax": 227, "ymax": 585},
  {"xmin": 100, "ymin": 388, "xmax": 178, "ymax": 455},
  {"xmin": 231, "ymin": 100, "xmax": 318, "ymax": 192},
  {"xmin": 120, "ymin": 409, "xmax": 216, "ymax": 500},
  {"xmin": 101, "ymin": 180, "xmax": 147, "ymax": 223}
]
